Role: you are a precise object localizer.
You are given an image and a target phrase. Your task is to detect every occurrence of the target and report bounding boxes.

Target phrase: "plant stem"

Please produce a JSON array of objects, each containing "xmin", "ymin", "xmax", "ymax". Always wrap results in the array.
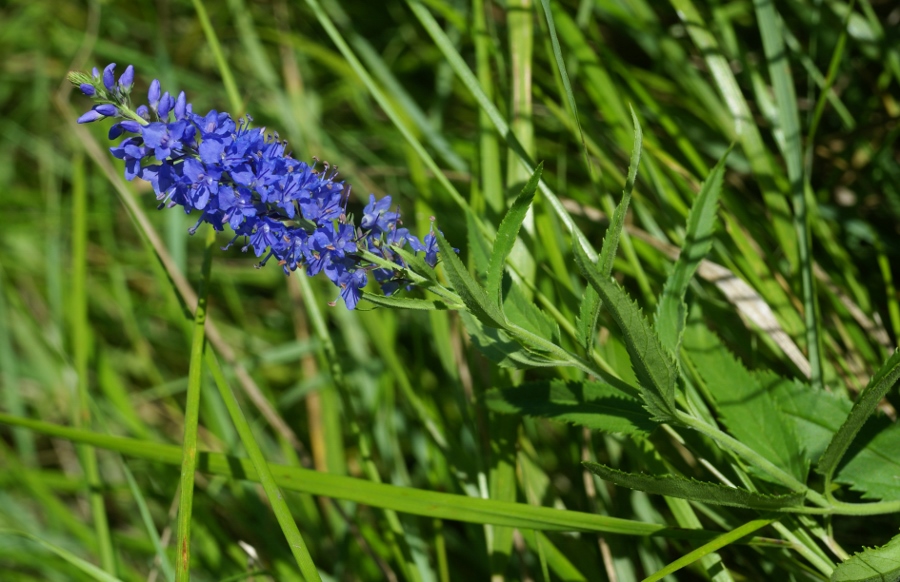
[
  {"xmin": 174, "ymin": 225, "xmax": 215, "ymax": 580},
  {"xmin": 677, "ymin": 413, "xmax": 829, "ymax": 508}
]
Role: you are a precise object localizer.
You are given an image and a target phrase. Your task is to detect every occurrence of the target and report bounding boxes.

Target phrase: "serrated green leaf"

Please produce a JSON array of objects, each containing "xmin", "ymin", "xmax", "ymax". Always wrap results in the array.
[
  {"xmin": 576, "ymin": 109, "xmax": 643, "ymax": 351},
  {"xmin": 655, "ymin": 146, "xmax": 730, "ymax": 353},
  {"xmin": 434, "ymin": 228, "xmax": 506, "ymax": 328},
  {"xmin": 461, "ymin": 312, "xmax": 565, "ymax": 369},
  {"xmin": 487, "ymin": 163, "xmax": 542, "ymax": 308},
  {"xmin": 485, "ymin": 379, "xmax": 657, "ymax": 435},
  {"xmin": 574, "ymin": 245, "xmax": 677, "ymax": 422},
  {"xmin": 503, "ymin": 278, "xmax": 559, "ymax": 344},
  {"xmin": 831, "ymin": 532, "xmax": 900, "ymax": 582},
  {"xmin": 778, "ymin": 382, "xmax": 900, "ymax": 501},
  {"xmin": 360, "ymin": 292, "xmax": 461, "ymax": 311},
  {"xmin": 466, "ymin": 210, "xmax": 492, "ymax": 278},
  {"xmin": 683, "ymin": 316, "xmax": 808, "ymax": 482},
  {"xmin": 817, "ymin": 350, "xmax": 900, "ymax": 484},
  {"xmin": 575, "ymin": 286, "xmax": 602, "ymax": 349},
  {"xmin": 583, "ymin": 463, "xmax": 805, "ymax": 510}
]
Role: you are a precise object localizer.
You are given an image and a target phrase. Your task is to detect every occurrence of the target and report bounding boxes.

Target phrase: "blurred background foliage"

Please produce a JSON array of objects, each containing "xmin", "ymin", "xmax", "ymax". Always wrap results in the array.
[{"xmin": 1, "ymin": 0, "xmax": 899, "ymax": 579}]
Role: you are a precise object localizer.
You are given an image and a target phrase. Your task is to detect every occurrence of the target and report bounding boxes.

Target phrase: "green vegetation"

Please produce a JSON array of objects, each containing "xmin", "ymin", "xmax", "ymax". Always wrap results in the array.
[{"xmin": 1, "ymin": 0, "xmax": 900, "ymax": 579}]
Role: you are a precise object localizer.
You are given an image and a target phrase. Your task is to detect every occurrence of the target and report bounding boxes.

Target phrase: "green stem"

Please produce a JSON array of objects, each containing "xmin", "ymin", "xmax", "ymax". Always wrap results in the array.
[
  {"xmin": 677, "ymin": 413, "xmax": 829, "ymax": 508},
  {"xmin": 174, "ymin": 225, "xmax": 215, "ymax": 580}
]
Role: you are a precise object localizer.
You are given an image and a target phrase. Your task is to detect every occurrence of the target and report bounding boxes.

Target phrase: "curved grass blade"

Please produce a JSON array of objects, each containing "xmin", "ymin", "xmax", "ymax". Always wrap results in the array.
[
  {"xmin": 205, "ymin": 349, "xmax": 321, "ymax": 581},
  {"xmin": 487, "ymin": 163, "xmax": 543, "ymax": 308},
  {"xmin": 0, "ymin": 529, "xmax": 125, "ymax": 582},
  {"xmin": 0, "ymin": 412, "xmax": 741, "ymax": 541},
  {"xmin": 753, "ymin": 0, "xmax": 823, "ymax": 390},
  {"xmin": 583, "ymin": 463, "xmax": 805, "ymax": 510},
  {"xmin": 655, "ymin": 147, "xmax": 730, "ymax": 353},
  {"xmin": 667, "ymin": 0, "xmax": 797, "ymax": 268},
  {"xmin": 573, "ymin": 246, "xmax": 677, "ymax": 421},
  {"xmin": 816, "ymin": 350, "xmax": 900, "ymax": 487},
  {"xmin": 405, "ymin": 0, "xmax": 596, "ymax": 261},
  {"xmin": 643, "ymin": 518, "xmax": 776, "ymax": 582},
  {"xmin": 121, "ymin": 459, "xmax": 175, "ymax": 582}
]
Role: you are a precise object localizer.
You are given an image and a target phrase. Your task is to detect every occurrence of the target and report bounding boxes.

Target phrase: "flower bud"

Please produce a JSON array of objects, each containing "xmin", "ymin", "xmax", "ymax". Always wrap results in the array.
[
  {"xmin": 77, "ymin": 110, "xmax": 104, "ymax": 124},
  {"xmin": 118, "ymin": 65, "xmax": 134, "ymax": 90},
  {"xmin": 148, "ymin": 79, "xmax": 161, "ymax": 109},
  {"xmin": 158, "ymin": 92, "xmax": 174, "ymax": 118},
  {"xmin": 174, "ymin": 91, "xmax": 186, "ymax": 120},
  {"xmin": 102, "ymin": 63, "xmax": 116, "ymax": 91},
  {"xmin": 95, "ymin": 104, "xmax": 119, "ymax": 116}
]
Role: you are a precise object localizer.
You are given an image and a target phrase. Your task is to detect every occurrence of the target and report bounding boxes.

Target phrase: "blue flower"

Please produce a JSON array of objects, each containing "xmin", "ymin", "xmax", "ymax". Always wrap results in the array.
[{"xmin": 69, "ymin": 63, "xmax": 448, "ymax": 309}]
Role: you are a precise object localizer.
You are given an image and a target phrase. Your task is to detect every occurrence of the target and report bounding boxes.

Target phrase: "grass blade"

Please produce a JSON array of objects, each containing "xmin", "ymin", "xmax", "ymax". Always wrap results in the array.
[
  {"xmin": 205, "ymin": 348, "xmax": 322, "ymax": 580},
  {"xmin": 668, "ymin": 0, "xmax": 797, "ymax": 268},
  {"xmin": 0, "ymin": 529, "xmax": 125, "ymax": 582},
  {"xmin": 643, "ymin": 518, "xmax": 776, "ymax": 582},
  {"xmin": 70, "ymin": 152, "xmax": 115, "ymax": 574},
  {"xmin": 753, "ymin": 0, "xmax": 823, "ymax": 390},
  {"xmin": 0, "ymin": 412, "xmax": 750, "ymax": 541}
]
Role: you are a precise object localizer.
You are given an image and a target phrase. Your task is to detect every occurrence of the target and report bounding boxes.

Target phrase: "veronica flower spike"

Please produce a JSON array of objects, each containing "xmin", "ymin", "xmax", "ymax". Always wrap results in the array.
[{"xmin": 69, "ymin": 63, "xmax": 449, "ymax": 309}]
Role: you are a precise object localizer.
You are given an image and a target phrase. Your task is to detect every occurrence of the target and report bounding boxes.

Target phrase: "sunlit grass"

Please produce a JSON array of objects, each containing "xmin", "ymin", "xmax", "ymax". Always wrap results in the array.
[{"xmin": 1, "ymin": 0, "xmax": 899, "ymax": 579}]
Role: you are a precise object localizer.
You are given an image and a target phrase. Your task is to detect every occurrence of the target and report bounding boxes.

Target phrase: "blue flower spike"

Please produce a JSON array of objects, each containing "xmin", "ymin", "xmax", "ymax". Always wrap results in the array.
[{"xmin": 68, "ymin": 63, "xmax": 446, "ymax": 309}]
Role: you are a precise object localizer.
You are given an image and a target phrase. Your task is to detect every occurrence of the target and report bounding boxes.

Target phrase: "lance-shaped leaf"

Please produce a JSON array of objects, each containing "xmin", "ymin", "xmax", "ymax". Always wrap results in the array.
[
  {"xmin": 655, "ymin": 146, "xmax": 730, "ymax": 353},
  {"xmin": 574, "ymin": 245, "xmax": 678, "ymax": 422},
  {"xmin": 487, "ymin": 163, "xmax": 543, "ymax": 308},
  {"xmin": 576, "ymin": 109, "xmax": 643, "ymax": 350},
  {"xmin": 831, "ymin": 532, "xmax": 900, "ymax": 582},
  {"xmin": 485, "ymin": 379, "xmax": 657, "ymax": 435},
  {"xmin": 361, "ymin": 293, "xmax": 462, "ymax": 311},
  {"xmin": 584, "ymin": 463, "xmax": 805, "ymax": 510},
  {"xmin": 817, "ymin": 350, "xmax": 900, "ymax": 483},
  {"xmin": 434, "ymin": 228, "xmax": 506, "ymax": 328}
]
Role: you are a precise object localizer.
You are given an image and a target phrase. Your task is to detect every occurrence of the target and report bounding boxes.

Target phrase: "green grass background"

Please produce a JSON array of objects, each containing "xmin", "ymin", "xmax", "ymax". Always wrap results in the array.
[{"xmin": 1, "ymin": 0, "xmax": 899, "ymax": 579}]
